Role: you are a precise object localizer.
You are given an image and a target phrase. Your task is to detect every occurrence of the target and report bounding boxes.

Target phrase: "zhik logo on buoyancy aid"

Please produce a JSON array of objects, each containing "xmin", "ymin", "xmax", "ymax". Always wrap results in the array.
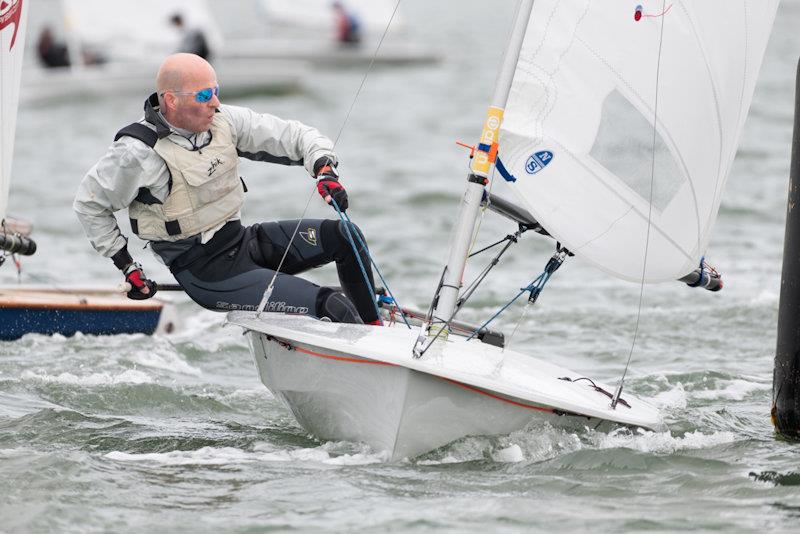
[
  {"xmin": 300, "ymin": 228, "xmax": 318, "ymax": 246},
  {"xmin": 0, "ymin": 0, "xmax": 23, "ymax": 50},
  {"xmin": 207, "ymin": 157, "xmax": 224, "ymax": 177}
]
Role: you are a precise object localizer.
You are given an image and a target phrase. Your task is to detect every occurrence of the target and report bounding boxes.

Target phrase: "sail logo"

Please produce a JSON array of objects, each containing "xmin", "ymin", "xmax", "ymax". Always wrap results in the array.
[
  {"xmin": 0, "ymin": 0, "xmax": 22, "ymax": 50},
  {"xmin": 525, "ymin": 151, "xmax": 553, "ymax": 175}
]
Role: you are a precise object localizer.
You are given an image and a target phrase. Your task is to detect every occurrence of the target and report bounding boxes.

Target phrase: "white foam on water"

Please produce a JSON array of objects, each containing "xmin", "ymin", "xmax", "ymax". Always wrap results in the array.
[
  {"xmin": 689, "ymin": 378, "xmax": 767, "ymax": 401},
  {"xmin": 592, "ymin": 427, "xmax": 737, "ymax": 454},
  {"xmin": 252, "ymin": 440, "xmax": 389, "ymax": 465},
  {"xmin": 172, "ymin": 310, "xmax": 244, "ymax": 352},
  {"xmin": 650, "ymin": 382, "xmax": 688, "ymax": 410},
  {"xmin": 128, "ymin": 347, "xmax": 202, "ymax": 376},
  {"xmin": 491, "ymin": 444, "xmax": 524, "ymax": 463},
  {"xmin": 417, "ymin": 425, "xmax": 585, "ymax": 465},
  {"xmin": 20, "ymin": 369, "xmax": 153, "ymax": 386},
  {"xmin": 105, "ymin": 446, "xmax": 250, "ymax": 466},
  {"xmin": 224, "ymin": 387, "xmax": 275, "ymax": 402},
  {"xmin": 106, "ymin": 442, "xmax": 390, "ymax": 467},
  {"xmin": 416, "ymin": 455, "xmax": 466, "ymax": 465}
]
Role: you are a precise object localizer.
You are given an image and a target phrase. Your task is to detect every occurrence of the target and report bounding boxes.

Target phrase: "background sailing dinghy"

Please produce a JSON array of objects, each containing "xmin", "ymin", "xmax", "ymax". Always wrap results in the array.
[
  {"xmin": 222, "ymin": 0, "xmax": 440, "ymax": 67},
  {"xmin": 1, "ymin": 0, "xmax": 175, "ymax": 340},
  {"xmin": 21, "ymin": 0, "xmax": 306, "ymax": 105},
  {"xmin": 235, "ymin": 0, "xmax": 779, "ymax": 460}
]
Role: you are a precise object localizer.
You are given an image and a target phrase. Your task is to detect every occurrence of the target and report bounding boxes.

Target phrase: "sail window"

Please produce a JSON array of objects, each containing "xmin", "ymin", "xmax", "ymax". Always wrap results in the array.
[{"xmin": 589, "ymin": 90, "xmax": 685, "ymax": 212}]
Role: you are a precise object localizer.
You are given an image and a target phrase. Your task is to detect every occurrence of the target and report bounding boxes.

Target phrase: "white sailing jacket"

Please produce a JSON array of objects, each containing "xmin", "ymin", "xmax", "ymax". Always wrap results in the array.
[{"xmin": 74, "ymin": 93, "xmax": 336, "ymax": 258}]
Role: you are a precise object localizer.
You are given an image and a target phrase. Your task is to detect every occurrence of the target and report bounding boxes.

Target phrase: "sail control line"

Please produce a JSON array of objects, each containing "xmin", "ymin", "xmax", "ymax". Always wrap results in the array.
[{"xmin": 466, "ymin": 244, "xmax": 570, "ymax": 343}]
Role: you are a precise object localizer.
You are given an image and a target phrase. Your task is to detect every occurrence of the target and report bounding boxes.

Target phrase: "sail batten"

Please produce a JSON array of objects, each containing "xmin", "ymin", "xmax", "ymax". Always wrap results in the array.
[{"xmin": 500, "ymin": 0, "xmax": 779, "ymax": 282}]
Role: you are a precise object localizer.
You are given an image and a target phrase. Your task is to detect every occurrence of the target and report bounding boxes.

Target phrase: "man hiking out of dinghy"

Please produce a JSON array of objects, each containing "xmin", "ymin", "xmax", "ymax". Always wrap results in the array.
[{"xmin": 74, "ymin": 53, "xmax": 381, "ymax": 325}]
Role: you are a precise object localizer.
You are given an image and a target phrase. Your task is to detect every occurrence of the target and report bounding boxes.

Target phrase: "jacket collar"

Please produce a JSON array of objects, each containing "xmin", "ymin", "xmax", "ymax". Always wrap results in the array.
[{"xmin": 144, "ymin": 93, "xmax": 173, "ymax": 139}]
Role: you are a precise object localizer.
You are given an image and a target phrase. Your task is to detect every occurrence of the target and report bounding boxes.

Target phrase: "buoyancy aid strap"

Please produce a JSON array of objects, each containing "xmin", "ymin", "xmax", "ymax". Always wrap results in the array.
[
  {"xmin": 114, "ymin": 122, "xmax": 171, "ymax": 206},
  {"xmin": 114, "ymin": 123, "xmax": 158, "ymax": 148}
]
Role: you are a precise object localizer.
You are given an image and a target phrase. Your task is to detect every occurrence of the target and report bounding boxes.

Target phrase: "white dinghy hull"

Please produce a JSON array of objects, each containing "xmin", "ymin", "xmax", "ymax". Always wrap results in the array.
[{"xmin": 228, "ymin": 312, "xmax": 663, "ymax": 460}]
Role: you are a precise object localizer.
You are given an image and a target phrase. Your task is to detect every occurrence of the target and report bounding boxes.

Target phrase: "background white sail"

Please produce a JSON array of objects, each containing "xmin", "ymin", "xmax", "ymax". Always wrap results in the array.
[
  {"xmin": 0, "ymin": 0, "xmax": 28, "ymax": 225},
  {"xmin": 60, "ymin": 0, "xmax": 223, "ymax": 63},
  {"xmin": 499, "ymin": 0, "xmax": 779, "ymax": 282}
]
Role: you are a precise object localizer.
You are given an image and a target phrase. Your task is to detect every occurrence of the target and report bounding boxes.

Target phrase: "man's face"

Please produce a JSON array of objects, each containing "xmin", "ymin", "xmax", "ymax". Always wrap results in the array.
[{"xmin": 168, "ymin": 69, "xmax": 220, "ymax": 133}]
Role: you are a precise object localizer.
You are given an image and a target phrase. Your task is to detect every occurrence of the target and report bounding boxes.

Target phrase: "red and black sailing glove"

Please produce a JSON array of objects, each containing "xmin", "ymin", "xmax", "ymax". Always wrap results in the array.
[
  {"xmin": 112, "ymin": 246, "xmax": 157, "ymax": 300},
  {"xmin": 123, "ymin": 262, "xmax": 157, "ymax": 300},
  {"xmin": 315, "ymin": 163, "xmax": 348, "ymax": 212}
]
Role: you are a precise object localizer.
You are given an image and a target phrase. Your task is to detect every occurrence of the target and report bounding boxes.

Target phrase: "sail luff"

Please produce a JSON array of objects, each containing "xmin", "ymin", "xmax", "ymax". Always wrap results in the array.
[
  {"xmin": 427, "ymin": 0, "xmax": 535, "ymax": 335},
  {"xmin": 0, "ymin": 0, "xmax": 29, "ymax": 225}
]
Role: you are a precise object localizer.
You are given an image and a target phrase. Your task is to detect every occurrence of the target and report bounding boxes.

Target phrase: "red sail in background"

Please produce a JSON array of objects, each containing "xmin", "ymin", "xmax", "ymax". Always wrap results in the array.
[{"xmin": 0, "ymin": 0, "xmax": 22, "ymax": 50}]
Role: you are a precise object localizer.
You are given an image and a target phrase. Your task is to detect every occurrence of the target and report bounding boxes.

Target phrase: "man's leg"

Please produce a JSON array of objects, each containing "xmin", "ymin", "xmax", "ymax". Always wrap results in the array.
[
  {"xmin": 252, "ymin": 219, "xmax": 379, "ymax": 324},
  {"xmin": 169, "ymin": 223, "xmax": 362, "ymax": 323}
]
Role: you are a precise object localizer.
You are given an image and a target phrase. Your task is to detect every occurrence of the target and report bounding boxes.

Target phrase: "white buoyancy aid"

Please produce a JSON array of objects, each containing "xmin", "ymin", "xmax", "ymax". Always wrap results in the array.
[{"xmin": 129, "ymin": 115, "xmax": 244, "ymax": 241}]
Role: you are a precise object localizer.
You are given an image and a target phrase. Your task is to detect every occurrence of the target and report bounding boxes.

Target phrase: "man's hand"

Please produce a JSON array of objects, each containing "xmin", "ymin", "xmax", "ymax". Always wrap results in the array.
[
  {"xmin": 123, "ymin": 262, "xmax": 158, "ymax": 300},
  {"xmin": 316, "ymin": 165, "xmax": 348, "ymax": 211}
]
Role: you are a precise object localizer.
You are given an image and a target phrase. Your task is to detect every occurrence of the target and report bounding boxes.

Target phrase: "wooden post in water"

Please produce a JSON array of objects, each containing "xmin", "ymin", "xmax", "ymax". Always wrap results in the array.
[{"xmin": 773, "ymin": 59, "xmax": 800, "ymax": 437}]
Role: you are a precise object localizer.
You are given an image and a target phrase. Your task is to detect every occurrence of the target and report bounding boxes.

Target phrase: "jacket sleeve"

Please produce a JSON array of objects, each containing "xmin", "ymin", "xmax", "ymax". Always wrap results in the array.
[
  {"xmin": 219, "ymin": 104, "xmax": 336, "ymax": 176},
  {"xmin": 73, "ymin": 137, "xmax": 170, "ymax": 258}
]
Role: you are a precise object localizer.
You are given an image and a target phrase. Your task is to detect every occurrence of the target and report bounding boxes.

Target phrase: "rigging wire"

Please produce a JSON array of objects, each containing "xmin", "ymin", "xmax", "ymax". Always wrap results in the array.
[
  {"xmin": 611, "ymin": 0, "xmax": 668, "ymax": 409},
  {"xmin": 257, "ymin": 0, "xmax": 404, "ymax": 316}
]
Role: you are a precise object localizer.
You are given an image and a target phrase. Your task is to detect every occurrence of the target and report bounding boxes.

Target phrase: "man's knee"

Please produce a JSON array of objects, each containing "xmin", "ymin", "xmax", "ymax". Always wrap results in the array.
[
  {"xmin": 315, "ymin": 287, "xmax": 363, "ymax": 324},
  {"xmin": 321, "ymin": 219, "xmax": 366, "ymax": 259}
]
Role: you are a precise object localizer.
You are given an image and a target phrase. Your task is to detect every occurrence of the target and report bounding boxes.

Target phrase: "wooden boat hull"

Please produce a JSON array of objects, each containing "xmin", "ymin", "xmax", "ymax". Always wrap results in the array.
[{"xmin": 0, "ymin": 287, "xmax": 171, "ymax": 340}]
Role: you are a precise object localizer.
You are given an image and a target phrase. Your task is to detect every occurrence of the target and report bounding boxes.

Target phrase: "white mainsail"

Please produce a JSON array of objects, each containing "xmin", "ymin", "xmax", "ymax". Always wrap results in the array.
[
  {"xmin": 499, "ymin": 1, "xmax": 779, "ymax": 282},
  {"xmin": 0, "ymin": 0, "xmax": 27, "ymax": 225}
]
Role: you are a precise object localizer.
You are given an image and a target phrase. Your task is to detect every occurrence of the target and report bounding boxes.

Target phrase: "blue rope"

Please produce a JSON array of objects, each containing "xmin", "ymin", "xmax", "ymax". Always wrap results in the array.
[
  {"xmin": 330, "ymin": 199, "xmax": 412, "ymax": 328},
  {"xmin": 466, "ymin": 254, "xmax": 563, "ymax": 340}
]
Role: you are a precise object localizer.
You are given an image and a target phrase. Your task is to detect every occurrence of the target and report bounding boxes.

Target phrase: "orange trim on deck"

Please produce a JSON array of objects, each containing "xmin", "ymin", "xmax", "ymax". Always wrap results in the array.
[
  {"xmin": 440, "ymin": 377, "xmax": 555, "ymax": 413},
  {"xmin": 294, "ymin": 346, "xmax": 396, "ymax": 366}
]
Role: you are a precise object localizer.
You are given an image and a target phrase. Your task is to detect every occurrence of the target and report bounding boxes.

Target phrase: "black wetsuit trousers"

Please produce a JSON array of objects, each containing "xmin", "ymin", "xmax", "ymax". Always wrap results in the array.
[{"xmin": 165, "ymin": 219, "xmax": 378, "ymax": 324}]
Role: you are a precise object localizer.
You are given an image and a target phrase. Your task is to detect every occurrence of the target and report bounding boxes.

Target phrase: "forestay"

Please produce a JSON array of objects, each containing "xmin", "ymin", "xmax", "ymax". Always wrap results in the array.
[
  {"xmin": 0, "ymin": 0, "xmax": 28, "ymax": 225},
  {"xmin": 499, "ymin": 1, "xmax": 778, "ymax": 282}
]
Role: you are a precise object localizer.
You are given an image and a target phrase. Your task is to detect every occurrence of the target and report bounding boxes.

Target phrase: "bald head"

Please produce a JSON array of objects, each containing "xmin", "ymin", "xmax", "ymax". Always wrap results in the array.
[
  {"xmin": 156, "ymin": 53, "xmax": 216, "ymax": 101},
  {"xmin": 156, "ymin": 53, "xmax": 220, "ymax": 133}
]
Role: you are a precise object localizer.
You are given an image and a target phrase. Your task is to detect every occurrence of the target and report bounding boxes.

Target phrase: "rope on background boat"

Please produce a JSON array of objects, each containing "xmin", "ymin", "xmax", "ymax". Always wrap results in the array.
[
  {"xmin": 466, "ymin": 245, "xmax": 568, "ymax": 341},
  {"xmin": 331, "ymin": 198, "xmax": 411, "ymax": 328}
]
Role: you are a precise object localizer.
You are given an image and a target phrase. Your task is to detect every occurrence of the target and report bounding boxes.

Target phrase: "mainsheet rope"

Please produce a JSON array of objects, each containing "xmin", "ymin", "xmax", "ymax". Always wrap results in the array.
[{"xmin": 330, "ymin": 199, "xmax": 411, "ymax": 328}]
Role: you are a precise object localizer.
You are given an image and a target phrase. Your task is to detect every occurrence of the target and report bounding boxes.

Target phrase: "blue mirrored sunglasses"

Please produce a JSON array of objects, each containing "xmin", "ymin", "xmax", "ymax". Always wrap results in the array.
[{"xmin": 161, "ymin": 85, "xmax": 220, "ymax": 103}]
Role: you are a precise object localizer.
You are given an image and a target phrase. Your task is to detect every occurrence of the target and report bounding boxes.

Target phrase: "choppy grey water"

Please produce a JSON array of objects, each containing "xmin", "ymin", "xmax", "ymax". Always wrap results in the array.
[{"xmin": 3, "ymin": 1, "xmax": 800, "ymax": 532}]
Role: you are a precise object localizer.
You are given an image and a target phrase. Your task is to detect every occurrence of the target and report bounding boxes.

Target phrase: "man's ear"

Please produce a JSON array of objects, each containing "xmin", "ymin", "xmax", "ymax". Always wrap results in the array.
[{"xmin": 163, "ymin": 92, "xmax": 178, "ymax": 112}]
